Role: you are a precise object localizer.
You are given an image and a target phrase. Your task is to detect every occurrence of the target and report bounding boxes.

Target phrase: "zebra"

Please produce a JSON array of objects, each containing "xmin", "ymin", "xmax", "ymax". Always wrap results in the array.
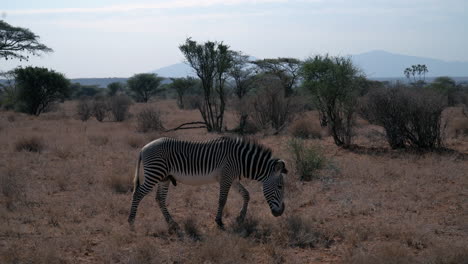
[{"xmin": 128, "ymin": 136, "xmax": 287, "ymax": 231}]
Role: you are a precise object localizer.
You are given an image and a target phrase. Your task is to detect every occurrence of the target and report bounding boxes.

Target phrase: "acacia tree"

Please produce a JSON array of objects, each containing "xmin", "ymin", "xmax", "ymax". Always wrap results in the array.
[
  {"xmin": 169, "ymin": 77, "xmax": 198, "ymax": 109},
  {"xmin": 301, "ymin": 55, "xmax": 363, "ymax": 147},
  {"xmin": 179, "ymin": 38, "xmax": 233, "ymax": 132},
  {"xmin": 127, "ymin": 73, "xmax": 163, "ymax": 102},
  {"xmin": 0, "ymin": 20, "xmax": 52, "ymax": 61},
  {"xmin": 252, "ymin": 58, "xmax": 301, "ymax": 97},
  {"xmin": 14, "ymin": 66, "xmax": 70, "ymax": 116}
]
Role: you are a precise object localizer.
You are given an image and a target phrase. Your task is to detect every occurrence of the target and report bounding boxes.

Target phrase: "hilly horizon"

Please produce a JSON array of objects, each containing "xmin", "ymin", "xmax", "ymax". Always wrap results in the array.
[{"xmin": 152, "ymin": 50, "xmax": 468, "ymax": 80}]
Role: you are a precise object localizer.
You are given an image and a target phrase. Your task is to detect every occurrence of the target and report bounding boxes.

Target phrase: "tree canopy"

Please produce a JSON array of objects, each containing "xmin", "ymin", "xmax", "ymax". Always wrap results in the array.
[
  {"xmin": 252, "ymin": 58, "xmax": 301, "ymax": 97},
  {"xmin": 127, "ymin": 73, "xmax": 163, "ymax": 102},
  {"xmin": 14, "ymin": 66, "xmax": 70, "ymax": 115},
  {"xmin": 0, "ymin": 20, "xmax": 53, "ymax": 61},
  {"xmin": 301, "ymin": 55, "xmax": 363, "ymax": 147}
]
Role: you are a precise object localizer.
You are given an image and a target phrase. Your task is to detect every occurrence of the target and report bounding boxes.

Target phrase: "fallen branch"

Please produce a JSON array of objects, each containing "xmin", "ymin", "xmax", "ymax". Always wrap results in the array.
[{"xmin": 165, "ymin": 121, "xmax": 207, "ymax": 132}]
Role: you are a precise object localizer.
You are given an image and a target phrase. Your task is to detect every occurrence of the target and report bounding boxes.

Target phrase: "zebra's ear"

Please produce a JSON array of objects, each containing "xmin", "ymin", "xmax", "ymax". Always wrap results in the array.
[{"xmin": 274, "ymin": 159, "xmax": 286, "ymax": 174}]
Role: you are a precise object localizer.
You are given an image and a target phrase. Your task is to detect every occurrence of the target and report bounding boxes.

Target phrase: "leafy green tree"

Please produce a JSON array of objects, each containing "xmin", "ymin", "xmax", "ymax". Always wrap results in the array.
[
  {"xmin": 179, "ymin": 38, "xmax": 233, "ymax": 132},
  {"xmin": 14, "ymin": 66, "xmax": 70, "ymax": 115},
  {"xmin": 169, "ymin": 77, "xmax": 198, "ymax": 109},
  {"xmin": 252, "ymin": 58, "xmax": 301, "ymax": 97},
  {"xmin": 301, "ymin": 55, "xmax": 363, "ymax": 147},
  {"xmin": 127, "ymin": 73, "xmax": 163, "ymax": 102},
  {"xmin": 229, "ymin": 51, "xmax": 255, "ymax": 99},
  {"xmin": 0, "ymin": 20, "xmax": 52, "ymax": 61},
  {"xmin": 107, "ymin": 82, "xmax": 124, "ymax": 96}
]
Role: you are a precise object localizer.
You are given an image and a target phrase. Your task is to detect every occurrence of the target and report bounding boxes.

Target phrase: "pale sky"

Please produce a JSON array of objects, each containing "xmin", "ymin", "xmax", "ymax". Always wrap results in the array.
[{"xmin": 2, "ymin": 0, "xmax": 467, "ymax": 78}]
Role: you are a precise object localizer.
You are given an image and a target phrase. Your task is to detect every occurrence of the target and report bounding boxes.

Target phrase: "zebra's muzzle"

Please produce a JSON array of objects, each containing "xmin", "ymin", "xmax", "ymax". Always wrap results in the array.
[{"xmin": 272, "ymin": 202, "xmax": 285, "ymax": 217}]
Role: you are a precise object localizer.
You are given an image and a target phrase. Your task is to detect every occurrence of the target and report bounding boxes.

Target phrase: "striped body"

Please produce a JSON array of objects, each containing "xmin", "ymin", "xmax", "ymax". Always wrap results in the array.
[{"xmin": 128, "ymin": 136, "xmax": 287, "ymax": 231}]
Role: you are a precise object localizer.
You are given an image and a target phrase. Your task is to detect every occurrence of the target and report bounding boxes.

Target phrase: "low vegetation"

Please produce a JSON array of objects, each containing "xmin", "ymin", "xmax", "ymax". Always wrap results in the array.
[{"xmin": 288, "ymin": 138, "xmax": 326, "ymax": 181}]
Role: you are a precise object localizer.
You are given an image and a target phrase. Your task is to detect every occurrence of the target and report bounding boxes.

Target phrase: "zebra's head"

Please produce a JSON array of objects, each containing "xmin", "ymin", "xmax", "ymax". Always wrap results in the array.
[{"xmin": 263, "ymin": 159, "xmax": 287, "ymax": 217}]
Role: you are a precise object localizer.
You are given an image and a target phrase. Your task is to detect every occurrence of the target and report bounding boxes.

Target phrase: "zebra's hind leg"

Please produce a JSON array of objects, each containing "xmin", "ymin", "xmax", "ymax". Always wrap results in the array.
[
  {"xmin": 215, "ymin": 177, "xmax": 233, "ymax": 230},
  {"xmin": 156, "ymin": 181, "xmax": 180, "ymax": 233},
  {"xmin": 128, "ymin": 182, "xmax": 154, "ymax": 231},
  {"xmin": 235, "ymin": 182, "xmax": 250, "ymax": 223}
]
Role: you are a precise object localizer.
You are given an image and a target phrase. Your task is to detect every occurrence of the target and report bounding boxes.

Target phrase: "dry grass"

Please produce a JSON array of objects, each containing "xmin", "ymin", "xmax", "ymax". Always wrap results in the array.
[
  {"xmin": 0, "ymin": 99, "xmax": 467, "ymax": 264},
  {"xmin": 14, "ymin": 136, "xmax": 44, "ymax": 152}
]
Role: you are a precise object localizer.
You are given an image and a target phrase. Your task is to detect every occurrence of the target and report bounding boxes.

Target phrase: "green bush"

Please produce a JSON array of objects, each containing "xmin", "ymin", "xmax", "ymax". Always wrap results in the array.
[{"xmin": 288, "ymin": 138, "xmax": 326, "ymax": 181}]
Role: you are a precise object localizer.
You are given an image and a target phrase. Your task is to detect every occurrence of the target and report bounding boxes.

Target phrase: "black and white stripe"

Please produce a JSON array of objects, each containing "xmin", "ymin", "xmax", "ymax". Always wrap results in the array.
[{"xmin": 128, "ymin": 136, "xmax": 287, "ymax": 230}]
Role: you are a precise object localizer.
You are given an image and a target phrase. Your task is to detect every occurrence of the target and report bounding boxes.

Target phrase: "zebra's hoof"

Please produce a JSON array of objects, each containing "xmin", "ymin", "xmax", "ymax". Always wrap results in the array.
[{"xmin": 215, "ymin": 219, "xmax": 225, "ymax": 230}]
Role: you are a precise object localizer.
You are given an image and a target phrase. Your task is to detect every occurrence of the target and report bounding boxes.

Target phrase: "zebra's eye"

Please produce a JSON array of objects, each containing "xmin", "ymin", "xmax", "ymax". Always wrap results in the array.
[{"xmin": 278, "ymin": 184, "xmax": 283, "ymax": 189}]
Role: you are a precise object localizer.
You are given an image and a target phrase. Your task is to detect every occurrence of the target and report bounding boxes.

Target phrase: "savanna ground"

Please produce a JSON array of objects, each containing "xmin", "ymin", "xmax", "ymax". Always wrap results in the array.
[{"xmin": 0, "ymin": 99, "xmax": 467, "ymax": 264}]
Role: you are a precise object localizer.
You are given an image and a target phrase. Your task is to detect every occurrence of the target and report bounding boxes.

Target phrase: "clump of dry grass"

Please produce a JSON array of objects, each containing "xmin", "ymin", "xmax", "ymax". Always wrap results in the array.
[
  {"xmin": 192, "ymin": 232, "xmax": 254, "ymax": 263},
  {"xmin": 15, "ymin": 136, "xmax": 44, "ymax": 153},
  {"xmin": 183, "ymin": 217, "xmax": 202, "ymax": 241},
  {"xmin": 88, "ymin": 135, "xmax": 109, "ymax": 146},
  {"xmin": 53, "ymin": 145, "xmax": 74, "ymax": 159},
  {"xmin": 284, "ymin": 215, "xmax": 332, "ymax": 248},
  {"xmin": 105, "ymin": 162, "xmax": 132, "ymax": 194},
  {"xmin": 290, "ymin": 118, "xmax": 322, "ymax": 139}
]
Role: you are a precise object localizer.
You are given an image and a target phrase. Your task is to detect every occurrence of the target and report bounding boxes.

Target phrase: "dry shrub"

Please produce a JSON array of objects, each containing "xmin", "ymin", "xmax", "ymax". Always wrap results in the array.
[
  {"xmin": 108, "ymin": 95, "xmax": 132, "ymax": 122},
  {"xmin": 88, "ymin": 135, "xmax": 109, "ymax": 146},
  {"xmin": 76, "ymin": 98, "xmax": 93, "ymax": 121},
  {"xmin": 136, "ymin": 107, "xmax": 164, "ymax": 133},
  {"xmin": 15, "ymin": 136, "xmax": 44, "ymax": 153},
  {"xmin": 92, "ymin": 98, "xmax": 109, "ymax": 122},
  {"xmin": 250, "ymin": 84, "xmax": 301, "ymax": 133},
  {"xmin": 290, "ymin": 118, "xmax": 322, "ymax": 139},
  {"xmin": 193, "ymin": 232, "xmax": 254, "ymax": 263},
  {"xmin": 345, "ymin": 242, "xmax": 416, "ymax": 264},
  {"xmin": 362, "ymin": 86, "xmax": 446, "ymax": 149},
  {"xmin": 183, "ymin": 217, "xmax": 202, "ymax": 241},
  {"xmin": 288, "ymin": 138, "xmax": 326, "ymax": 181}
]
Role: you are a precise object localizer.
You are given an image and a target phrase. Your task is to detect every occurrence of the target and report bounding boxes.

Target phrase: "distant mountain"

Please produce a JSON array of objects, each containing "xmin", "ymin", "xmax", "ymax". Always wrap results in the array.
[
  {"xmin": 352, "ymin": 50, "xmax": 468, "ymax": 78},
  {"xmin": 152, "ymin": 63, "xmax": 196, "ymax": 78},
  {"xmin": 71, "ymin": 78, "xmax": 128, "ymax": 88},
  {"xmin": 151, "ymin": 51, "xmax": 468, "ymax": 79}
]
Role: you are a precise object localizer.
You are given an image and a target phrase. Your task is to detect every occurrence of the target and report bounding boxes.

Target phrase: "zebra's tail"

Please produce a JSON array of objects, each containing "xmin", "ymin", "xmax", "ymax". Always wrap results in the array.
[{"xmin": 133, "ymin": 151, "xmax": 142, "ymax": 193}]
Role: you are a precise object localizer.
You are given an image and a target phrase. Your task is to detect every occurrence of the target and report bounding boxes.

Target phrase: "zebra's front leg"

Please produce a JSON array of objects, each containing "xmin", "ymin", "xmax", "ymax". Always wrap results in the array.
[
  {"xmin": 215, "ymin": 177, "xmax": 233, "ymax": 230},
  {"xmin": 235, "ymin": 182, "xmax": 250, "ymax": 223},
  {"xmin": 156, "ymin": 181, "xmax": 179, "ymax": 233}
]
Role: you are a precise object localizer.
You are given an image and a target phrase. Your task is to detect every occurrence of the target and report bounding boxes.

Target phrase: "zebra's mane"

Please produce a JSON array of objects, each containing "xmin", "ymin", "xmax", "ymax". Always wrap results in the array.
[{"xmin": 220, "ymin": 136, "xmax": 273, "ymax": 159}]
